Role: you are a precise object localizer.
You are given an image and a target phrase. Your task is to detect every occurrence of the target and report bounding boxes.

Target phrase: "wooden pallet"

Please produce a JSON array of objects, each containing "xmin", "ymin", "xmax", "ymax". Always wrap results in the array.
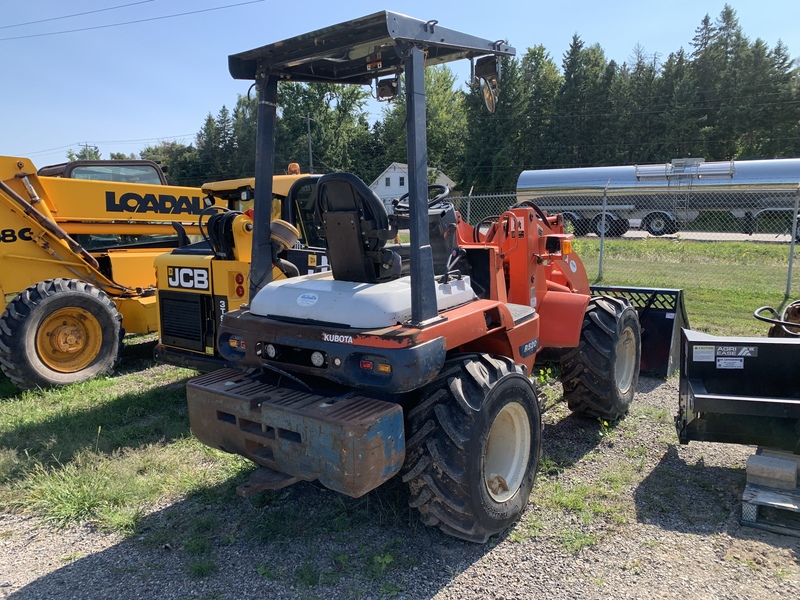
[{"xmin": 741, "ymin": 483, "xmax": 800, "ymax": 537}]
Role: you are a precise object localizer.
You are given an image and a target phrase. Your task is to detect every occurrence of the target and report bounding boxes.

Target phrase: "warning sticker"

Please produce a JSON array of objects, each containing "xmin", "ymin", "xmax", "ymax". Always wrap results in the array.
[
  {"xmin": 692, "ymin": 345, "xmax": 715, "ymax": 362},
  {"xmin": 716, "ymin": 357, "xmax": 744, "ymax": 369}
]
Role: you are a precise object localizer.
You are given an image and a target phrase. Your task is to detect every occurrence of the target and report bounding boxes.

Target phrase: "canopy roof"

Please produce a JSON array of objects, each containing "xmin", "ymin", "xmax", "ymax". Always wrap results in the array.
[{"xmin": 228, "ymin": 10, "xmax": 515, "ymax": 84}]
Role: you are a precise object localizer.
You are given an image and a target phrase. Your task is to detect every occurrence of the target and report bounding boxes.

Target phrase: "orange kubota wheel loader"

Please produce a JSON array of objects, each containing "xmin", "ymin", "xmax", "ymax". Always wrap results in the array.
[{"xmin": 184, "ymin": 11, "xmax": 641, "ymax": 543}]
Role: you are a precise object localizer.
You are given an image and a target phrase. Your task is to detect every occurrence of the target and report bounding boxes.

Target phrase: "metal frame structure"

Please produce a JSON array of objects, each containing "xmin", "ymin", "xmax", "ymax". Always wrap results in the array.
[{"xmin": 229, "ymin": 10, "xmax": 514, "ymax": 324}]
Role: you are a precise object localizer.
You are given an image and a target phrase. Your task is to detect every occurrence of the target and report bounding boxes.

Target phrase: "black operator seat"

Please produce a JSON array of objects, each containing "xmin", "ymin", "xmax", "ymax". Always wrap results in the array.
[{"xmin": 315, "ymin": 172, "xmax": 401, "ymax": 283}]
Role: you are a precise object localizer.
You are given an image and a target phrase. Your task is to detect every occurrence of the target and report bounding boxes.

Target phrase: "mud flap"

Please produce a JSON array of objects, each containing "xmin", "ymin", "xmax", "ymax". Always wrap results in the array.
[{"xmin": 591, "ymin": 286, "xmax": 688, "ymax": 377}]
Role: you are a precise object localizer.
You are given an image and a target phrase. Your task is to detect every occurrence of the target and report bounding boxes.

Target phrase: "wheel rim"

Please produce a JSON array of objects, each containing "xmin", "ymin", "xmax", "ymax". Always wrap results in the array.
[
  {"xmin": 649, "ymin": 216, "xmax": 666, "ymax": 234},
  {"xmin": 483, "ymin": 401, "xmax": 531, "ymax": 503},
  {"xmin": 615, "ymin": 325, "xmax": 637, "ymax": 394},
  {"xmin": 36, "ymin": 307, "xmax": 103, "ymax": 373},
  {"xmin": 594, "ymin": 217, "xmax": 612, "ymax": 235}
]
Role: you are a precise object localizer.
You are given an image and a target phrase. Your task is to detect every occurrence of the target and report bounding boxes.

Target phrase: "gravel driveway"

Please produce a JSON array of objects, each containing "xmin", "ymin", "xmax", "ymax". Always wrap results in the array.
[{"xmin": 2, "ymin": 375, "xmax": 799, "ymax": 599}]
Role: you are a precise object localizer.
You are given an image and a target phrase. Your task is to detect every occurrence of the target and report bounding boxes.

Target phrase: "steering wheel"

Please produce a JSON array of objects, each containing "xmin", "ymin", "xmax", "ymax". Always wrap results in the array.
[
  {"xmin": 392, "ymin": 184, "xmax": 451, "ymax": 214},
  {"xmin": 514, "ymin": 199, "xmax": 550, "ymax": 225}
]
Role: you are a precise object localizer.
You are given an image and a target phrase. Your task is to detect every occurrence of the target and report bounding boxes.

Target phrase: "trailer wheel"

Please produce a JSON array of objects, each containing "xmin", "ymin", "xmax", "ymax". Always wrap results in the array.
[
  {"xmin": 591, "ymin": 214, "xmax": 628, "ymax": 237},
  {"xmin": 0, "ymin": 279, "xmax": 123, "ymax": 390},
  {"xmin": 643, "ymin": 212, "xmax": 676, "ymax": 236},
  {"xmin": 402, "ymin": 353, "xmax": 541, "ymax": 543},
  {"xmin": 560, "ymin": 296, "xmax": 641, "ymax": 420}
]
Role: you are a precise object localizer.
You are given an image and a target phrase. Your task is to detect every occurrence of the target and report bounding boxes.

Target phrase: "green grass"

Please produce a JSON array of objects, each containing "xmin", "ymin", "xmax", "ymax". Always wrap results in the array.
[
  {"xmin": 0, "ymin": 359, "xmax": 250, "ymax": 532},
  {"xmin": 574, "ymin": 237, "xmax": 799, "ymax": 335}
]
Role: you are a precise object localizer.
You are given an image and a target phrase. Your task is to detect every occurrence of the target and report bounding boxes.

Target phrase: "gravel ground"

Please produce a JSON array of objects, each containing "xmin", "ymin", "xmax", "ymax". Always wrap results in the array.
[{"xmin": 1, "ymin": 375, "xmax": 799, "ymax": 600}]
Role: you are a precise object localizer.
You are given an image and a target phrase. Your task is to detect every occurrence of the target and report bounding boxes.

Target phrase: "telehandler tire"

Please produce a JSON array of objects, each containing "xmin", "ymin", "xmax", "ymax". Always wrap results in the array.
[
  {"xmin": 560, "ymin": 296, "xmax": 641, "ymax": 420},
  {"xmin": 0, "ymin": 279, "xmax": 123, "ymax": 390},
  {"xmin": 402, "ymin": 353, "xmax": 541, "ymax": 543}
]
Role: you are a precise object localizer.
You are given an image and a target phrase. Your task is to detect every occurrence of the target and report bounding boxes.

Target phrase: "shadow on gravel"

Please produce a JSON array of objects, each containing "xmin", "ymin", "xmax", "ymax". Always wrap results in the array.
[
  {"xmin": 7, "ymin": 475, "xmax": 491, "ymax": 600},
  {"xmin": 635, "ymin": 445, "xmax": 800, "ymax": 563},
  {"xmin": 635, "ymin": 445, "xmax": 745, "ymax": 531},
  {"xmin": 540, "ymin": 410, "xmax": 608, "ymax": 472}
]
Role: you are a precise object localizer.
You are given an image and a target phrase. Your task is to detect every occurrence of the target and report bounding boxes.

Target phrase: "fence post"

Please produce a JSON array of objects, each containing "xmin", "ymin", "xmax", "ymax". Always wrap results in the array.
[
  {"xmin": 597, "ymin": 181, "xmax": 610, "ymax": 281},
  {"xmin": 786, "ymin": 185, "xmax": 800, "ymax": 298}
]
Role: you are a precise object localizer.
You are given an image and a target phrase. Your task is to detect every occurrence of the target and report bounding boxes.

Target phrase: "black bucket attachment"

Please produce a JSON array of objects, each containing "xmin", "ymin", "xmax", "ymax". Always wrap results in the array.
[
  {"xmin": 591, "ymin": 286, "xmax": 688, "ymax": 377},
  {"xmin": 677, "ymin": 328, "xmax": 800, "ymax": 452}
]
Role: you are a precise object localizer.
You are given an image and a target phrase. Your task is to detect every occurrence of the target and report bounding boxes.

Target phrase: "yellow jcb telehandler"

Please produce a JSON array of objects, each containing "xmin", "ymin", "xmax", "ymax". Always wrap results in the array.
[{"xmin": 1, "ymin": 156, "xmax": 324, "ymax": 390}]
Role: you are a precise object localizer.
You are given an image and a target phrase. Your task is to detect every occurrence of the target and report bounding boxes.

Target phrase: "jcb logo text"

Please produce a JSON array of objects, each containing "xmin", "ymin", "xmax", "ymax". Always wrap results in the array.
[{"xmin": 167, "ymin": 267, "xmax": 209, "ymax": 290}]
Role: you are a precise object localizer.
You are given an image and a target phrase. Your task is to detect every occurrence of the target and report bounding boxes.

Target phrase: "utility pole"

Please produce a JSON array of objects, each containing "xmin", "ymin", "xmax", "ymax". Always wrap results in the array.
[{"xmin": 306, "ymin": 114, "xmax": 314, "ymax": 174}]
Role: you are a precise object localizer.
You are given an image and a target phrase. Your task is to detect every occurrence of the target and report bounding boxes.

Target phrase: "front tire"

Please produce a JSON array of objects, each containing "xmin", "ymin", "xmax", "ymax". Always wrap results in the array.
[
  {"xmin": 0, "ymin": 279, "xmax": 123, "ymax": 390},
  {"xmin": 560, "ymin": 296, "xmax": 641, "ymax": 420},
  {"xmin": 402, "ymin": 354, "xmax": 542, "ymax": 543}
]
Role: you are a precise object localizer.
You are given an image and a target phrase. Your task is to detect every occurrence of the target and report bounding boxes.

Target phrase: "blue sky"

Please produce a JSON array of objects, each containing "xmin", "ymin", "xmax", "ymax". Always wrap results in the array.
[{"xmin": 2, "ymin": 1, "xmax": 798, "ymax": 167}]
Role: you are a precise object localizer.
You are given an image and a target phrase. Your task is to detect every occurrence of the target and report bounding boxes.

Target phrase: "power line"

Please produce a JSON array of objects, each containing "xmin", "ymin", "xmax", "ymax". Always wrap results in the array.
[
  {"xmin": 23, "ymin": 134, "xmax": 195, "ymax": 156},
  {"xmin": 0, "ymin": 1, "xmax": 156, "ymax": 30},
  {"xmin": 0, "ymin": 0, "xmax": 265, "ymax": 41}
]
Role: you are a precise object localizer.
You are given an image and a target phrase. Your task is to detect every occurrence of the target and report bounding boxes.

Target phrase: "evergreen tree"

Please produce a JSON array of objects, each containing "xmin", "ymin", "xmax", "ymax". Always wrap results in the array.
[
  {"xmin": 656, "ymin": 49, "xmax": 703, "ymax": 159},
  {"xmin": 231, "ymin": 94, "xmax": 258, "ymax": 177},
  {"xmin": 551, "ymin": 36, "xmax": 611, "ymax": 167},
  {"xmin": 519, "ymin": 45, "xmax": 562, "ymax": 169},
  {"xmin": 608, "ymin": 46, "xmax": 660, "ymax": 163},
  {"xmin": 460, "ymin": 55, "xmax": 527, "ymax": 193}
]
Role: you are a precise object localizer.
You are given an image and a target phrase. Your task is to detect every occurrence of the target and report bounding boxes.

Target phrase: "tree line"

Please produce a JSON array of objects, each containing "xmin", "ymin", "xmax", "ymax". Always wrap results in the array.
[{"xmin": 79, "ymin": 6, "xmax": 800, "ymax": 194}]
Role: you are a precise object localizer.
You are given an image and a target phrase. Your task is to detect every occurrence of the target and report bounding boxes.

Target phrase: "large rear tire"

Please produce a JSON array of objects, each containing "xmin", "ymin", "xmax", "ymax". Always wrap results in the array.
[
  {"xmin": 0, "ymin": 279, "xmax": 123, "ymax": 390},
  {"xmin": 402, "ymin": 354, "xmax": 541, "ymax": 543},
  {"xmin": 560, "ymin": 296, "xmax": 641, "ymax": 420}
]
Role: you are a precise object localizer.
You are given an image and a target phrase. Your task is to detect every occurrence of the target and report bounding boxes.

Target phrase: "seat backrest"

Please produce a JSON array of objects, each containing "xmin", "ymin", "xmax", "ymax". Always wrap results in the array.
[{"xmin": 316, "ymin": 172, "xmax": 399, "ymax": 283}]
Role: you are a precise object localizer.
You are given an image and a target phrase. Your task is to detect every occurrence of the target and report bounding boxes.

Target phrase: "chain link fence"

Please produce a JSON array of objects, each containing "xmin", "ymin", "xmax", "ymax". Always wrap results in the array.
[{"xmin": 451, "ymin": 186, "xmax": 800, "ymax": 304}]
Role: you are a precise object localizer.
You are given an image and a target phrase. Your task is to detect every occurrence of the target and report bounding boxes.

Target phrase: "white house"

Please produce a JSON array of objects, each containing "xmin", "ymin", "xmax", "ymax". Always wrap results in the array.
[{"xmin": 369, "ymin": 162, "xmax": 457, "ymax": 211}]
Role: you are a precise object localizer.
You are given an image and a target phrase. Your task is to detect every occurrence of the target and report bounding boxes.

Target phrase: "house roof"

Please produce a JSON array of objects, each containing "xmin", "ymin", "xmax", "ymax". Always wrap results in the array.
[{"xmin": 369, "ymin": 162, "xmax": 456, "ymax": 189}]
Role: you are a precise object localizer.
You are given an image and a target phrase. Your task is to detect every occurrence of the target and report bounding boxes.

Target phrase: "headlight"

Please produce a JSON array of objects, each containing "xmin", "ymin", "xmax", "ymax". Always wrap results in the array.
[{"xmin": 310, "ymin": 351, "xmax": 325, "ymax": 367}]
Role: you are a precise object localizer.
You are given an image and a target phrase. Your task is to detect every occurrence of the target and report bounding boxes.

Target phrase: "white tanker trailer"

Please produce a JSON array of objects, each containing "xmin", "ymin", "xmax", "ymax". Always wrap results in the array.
[{"xmin": 516, "ymin": 158, "xmax": 800, "ymax": 238}]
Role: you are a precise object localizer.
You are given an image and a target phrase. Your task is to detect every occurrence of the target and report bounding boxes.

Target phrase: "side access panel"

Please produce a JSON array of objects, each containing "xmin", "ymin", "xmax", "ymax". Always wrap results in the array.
[
  {"xmin": 677, "ymin": 329, "xmax": 800, "ymax": 452},
  {"xmin": 186, "ymin": 368, "xmax": 405, "ymax": 497}
]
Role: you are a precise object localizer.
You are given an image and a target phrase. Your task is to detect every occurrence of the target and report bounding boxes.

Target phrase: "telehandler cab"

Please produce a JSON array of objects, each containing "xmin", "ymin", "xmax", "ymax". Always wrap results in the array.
[{"xmin": 186, "ymin": 11, "xmax": 642, "ymax": 542}]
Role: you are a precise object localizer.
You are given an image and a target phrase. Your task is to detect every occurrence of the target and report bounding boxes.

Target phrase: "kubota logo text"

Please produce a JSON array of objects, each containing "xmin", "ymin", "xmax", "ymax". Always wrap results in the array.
[
  {"xmin": 322, "ymin": 333, "xmax": 353, "ymax": 344},
  {"xmin": 167, "ymin": 267, "xmax": 209, "ymax": 290},
  {"xmin": 106, "ymin": 191, "xmax": 202, "ymax": 214}
]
